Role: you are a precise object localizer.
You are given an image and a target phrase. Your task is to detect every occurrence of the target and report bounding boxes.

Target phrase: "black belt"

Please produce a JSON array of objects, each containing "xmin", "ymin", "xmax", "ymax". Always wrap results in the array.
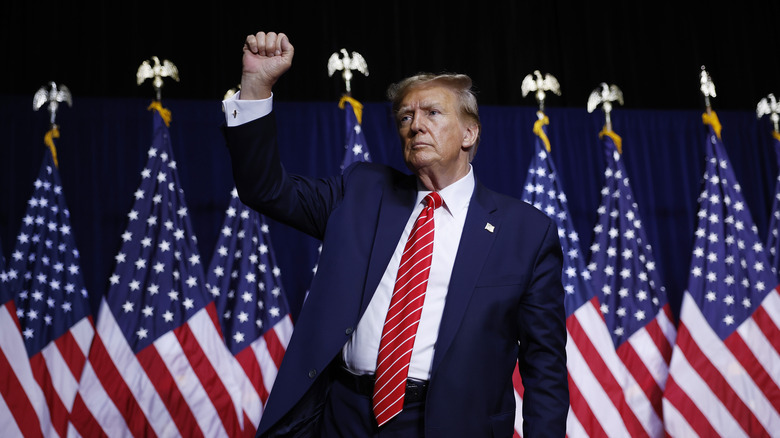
[{"xmin": 335, "ymin": 364, "xmax": 428, "ymax": 404}]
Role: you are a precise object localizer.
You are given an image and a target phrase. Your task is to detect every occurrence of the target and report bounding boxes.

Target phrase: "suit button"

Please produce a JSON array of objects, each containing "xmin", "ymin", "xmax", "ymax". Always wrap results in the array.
[
  {"xmin": 308, "ymin": 369, "xmax": 317, "ymax": 378},
  {"xmin": 345, "ymin": 327, "xmax": 353, "ymax": 335}
]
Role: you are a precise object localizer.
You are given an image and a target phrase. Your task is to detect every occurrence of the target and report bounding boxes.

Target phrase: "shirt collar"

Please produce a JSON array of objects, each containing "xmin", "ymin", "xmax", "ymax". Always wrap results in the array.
[{"xmin": 415, "ymin": 165, "xmax": 475, "ymax": 217}]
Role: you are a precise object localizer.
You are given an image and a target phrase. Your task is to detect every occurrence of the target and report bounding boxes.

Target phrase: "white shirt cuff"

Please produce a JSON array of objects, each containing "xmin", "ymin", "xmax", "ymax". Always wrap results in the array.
[{"xmin": 222, "ymin": 91, "xmax": 273, "ymax": 126}]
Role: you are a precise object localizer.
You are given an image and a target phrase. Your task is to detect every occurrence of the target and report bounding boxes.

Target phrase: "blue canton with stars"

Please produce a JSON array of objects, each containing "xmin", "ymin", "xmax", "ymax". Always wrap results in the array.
[
  {"xmin": 764, "ymin": 135, "xmax": 780, "ymax": 277},
  {"xmin": 0, "ymin": 236, "xmax": 9, "ymax": 304},
  {"xmin": 107, "ymin": 111, "xmax": 210, "ymax": 353},
  {"xmin": 521, "ymin": 119, "xmax": 596, "ymax": 317},
  {"xmin": 4, "ymin": 149, "xmax": 91, "ymax": 357},
  {"xmin": 205, "ymin": 189, "xmax": 290, "ymax": 356},
  {"xmin": 686, "ymin": 124, "xmax": 777, "ymax": 340},
  {"xmin": 587, "ymin": 133, "xmax": 668, "ymax": 347},
  {"xmin": 340, "ymin": 99, "xmax": 371, "ymax": 172}
]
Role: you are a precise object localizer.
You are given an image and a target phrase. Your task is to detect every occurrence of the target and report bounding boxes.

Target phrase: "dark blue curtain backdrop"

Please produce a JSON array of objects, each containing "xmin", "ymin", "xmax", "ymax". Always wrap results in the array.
[{"xmin": 1, "ymin": 96, "xmax": 778, "ymax": 322}]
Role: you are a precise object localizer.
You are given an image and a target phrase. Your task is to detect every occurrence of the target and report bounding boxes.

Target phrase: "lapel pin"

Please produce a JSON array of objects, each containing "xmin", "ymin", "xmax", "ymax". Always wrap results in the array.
[{"xmin": 485, "ymin": 223, "xmax": 495, "ymax": 233}]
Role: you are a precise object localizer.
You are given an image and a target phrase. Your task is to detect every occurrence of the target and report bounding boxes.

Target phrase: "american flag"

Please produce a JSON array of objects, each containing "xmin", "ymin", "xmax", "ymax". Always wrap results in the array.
[
  {"xmin": 662, "ymin": 112, "xmax": 780, "ymax": 437},
  {"xmin": 2, "ymin": 234, "xmax": 54, "ymax": 437},
  {"xmin": 765, "ymin": 132, "xmax": 780, "ymax": 275},
  {"xmin": 587, "ymin": 128, "xmax": 676, "ymax": 437},
  {"xmin": 306, "ymin": 97, "xmax": 372, "ymax": 299},
  {"xmin": 519, "ymin": 115, "xmax": 638, "ymax": 437},
  {"xmin": 71, "ymin": 108, "xmax": 246, "ymax": 436},
  {"xmin": 205, "ymin": 188, "xmax": 293, "ymax": 435},
  {"xmin": 1, "ymin": 147, "xmax": 95, "ymax": 437},
  {"xmin": 339, "ymin": 96, "xmax": 371, "ymax": 171}
]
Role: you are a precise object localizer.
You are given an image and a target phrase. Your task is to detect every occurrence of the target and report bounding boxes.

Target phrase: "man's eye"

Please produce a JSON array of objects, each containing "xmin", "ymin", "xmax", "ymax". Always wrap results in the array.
[
  {"xmin": 400, "ymin": 115, "xmax": 412, "ymax": 123},
  {"xmin": 429, "ymin": 110, "xmax": 439, "ymax": 116}
]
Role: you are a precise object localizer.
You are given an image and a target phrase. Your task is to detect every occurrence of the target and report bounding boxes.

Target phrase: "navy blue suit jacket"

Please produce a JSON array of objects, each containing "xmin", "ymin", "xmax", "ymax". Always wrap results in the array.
[{"xmin": 225, "ymin": 113, "xmax": 568, "ymax": 437}]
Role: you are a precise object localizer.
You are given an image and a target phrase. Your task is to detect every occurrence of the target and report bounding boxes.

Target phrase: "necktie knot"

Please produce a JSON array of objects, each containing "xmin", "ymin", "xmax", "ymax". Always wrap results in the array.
[{"xmin": 424, "ymin": 192, "xmax": 443, "ymax": 210}]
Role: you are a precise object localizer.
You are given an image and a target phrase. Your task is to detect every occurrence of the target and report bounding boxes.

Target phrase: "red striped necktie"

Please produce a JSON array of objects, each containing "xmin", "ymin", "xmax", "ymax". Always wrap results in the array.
[{"xmin": 373, "ymin": 191, "xmax": 443, "ymax": 427}]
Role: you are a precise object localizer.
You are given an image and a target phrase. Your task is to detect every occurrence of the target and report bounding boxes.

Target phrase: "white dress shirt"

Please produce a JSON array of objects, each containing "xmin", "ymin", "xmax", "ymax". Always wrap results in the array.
[
  {"xmin": 222, "ymin": 92, "xmax": 474, "ymax": 380},
  {"xmin": 344, "ymin": 172, "xmax": 473, "ymax": 380}
]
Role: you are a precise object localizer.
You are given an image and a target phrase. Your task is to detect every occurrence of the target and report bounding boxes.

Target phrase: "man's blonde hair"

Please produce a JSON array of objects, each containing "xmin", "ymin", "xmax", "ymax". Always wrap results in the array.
[{"xmin": 387, "ymin": 73, "xmax": 481, "ymax": 161}]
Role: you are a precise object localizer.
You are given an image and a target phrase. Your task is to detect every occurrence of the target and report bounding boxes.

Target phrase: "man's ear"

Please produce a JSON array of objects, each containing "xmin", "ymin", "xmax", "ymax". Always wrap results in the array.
[{"xmin": 462, "ymin": 123, "xmax": 479, "ymax": 149}]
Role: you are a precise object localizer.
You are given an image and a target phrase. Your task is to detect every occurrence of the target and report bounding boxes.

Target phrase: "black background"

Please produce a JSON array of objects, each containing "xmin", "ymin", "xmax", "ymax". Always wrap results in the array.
[{"xmin": 3, "ymin": 1, "xmax": 779, "ymax": 110}]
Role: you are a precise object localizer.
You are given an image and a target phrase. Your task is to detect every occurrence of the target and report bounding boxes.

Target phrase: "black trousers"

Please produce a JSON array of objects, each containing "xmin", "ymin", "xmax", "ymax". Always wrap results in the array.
[{"xmin": 319, "ymin": 376, "xmax": 426, "ymax": 437}]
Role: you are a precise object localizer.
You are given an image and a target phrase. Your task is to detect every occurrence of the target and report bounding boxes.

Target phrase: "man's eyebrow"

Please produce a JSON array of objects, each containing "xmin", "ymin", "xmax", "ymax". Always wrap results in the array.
[{"xmin": 398, "ymin": 101, "xmax": 439, "ymax": 113}]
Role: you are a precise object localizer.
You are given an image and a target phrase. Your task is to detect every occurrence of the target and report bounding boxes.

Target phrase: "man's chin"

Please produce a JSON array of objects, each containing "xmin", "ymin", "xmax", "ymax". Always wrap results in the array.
[{"xmin": 405, "ymin": 155, "xmax": 437, "ymax": 173}]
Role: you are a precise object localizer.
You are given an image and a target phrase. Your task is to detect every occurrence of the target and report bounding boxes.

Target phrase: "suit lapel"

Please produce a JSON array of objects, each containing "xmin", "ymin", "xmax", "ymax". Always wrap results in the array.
[
  {"xmin": 431, "ymin": 181, "xmax": 499, "ymax": 373},
  {"xmin": 360, "ymin": 175, "xmax": 417, "ymax": 314}
]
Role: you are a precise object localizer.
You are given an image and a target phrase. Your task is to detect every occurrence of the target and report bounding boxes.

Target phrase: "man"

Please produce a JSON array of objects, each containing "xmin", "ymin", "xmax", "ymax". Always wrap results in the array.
[{"xmin": 223, "ymin": 31, "xmax": 568, "ymax": 437}]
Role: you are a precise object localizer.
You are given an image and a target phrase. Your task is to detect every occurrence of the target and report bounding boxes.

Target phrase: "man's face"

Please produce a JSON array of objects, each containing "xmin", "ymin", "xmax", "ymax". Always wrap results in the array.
[{"xmin": 397, "ymin": 86, "xmax": 475, "ymax": 177}]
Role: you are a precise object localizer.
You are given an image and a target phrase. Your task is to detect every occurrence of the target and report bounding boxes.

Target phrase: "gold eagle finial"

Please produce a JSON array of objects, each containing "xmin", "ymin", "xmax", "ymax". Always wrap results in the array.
[
  {"xmin": 757, "ymin": 93, "xmax": 780, "ymax": 133},
  {"xmin": 33, "ymin": 81, "xmax": 72, "ymax": 126},
  {"xmin": 328, "ymin": 48, "xmax": 369, "ymax": 95},
  {"xmin": 137, "ymin": 56, "xmax": 180, "ymax": 101},
  {"xmin": 587, "ymin": 82, "xmax": 624, "ymax": 132},
  {"xmin": 521, "ymin": 70, "xmax": 561, "ymax": 115},
  {"xmin": 699, "ymin": 65, "xmax": 716, "ymax": 113}
]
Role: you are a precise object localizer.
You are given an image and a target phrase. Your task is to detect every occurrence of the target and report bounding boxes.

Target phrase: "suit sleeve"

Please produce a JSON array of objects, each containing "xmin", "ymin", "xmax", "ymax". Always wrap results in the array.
[
  {"xmin": 222, "ymin": 112, "xmax": 343, "ymax": 240},
  {"xmin": 517, "ymin": 220, "xmax": 569, "ymax": 437}
]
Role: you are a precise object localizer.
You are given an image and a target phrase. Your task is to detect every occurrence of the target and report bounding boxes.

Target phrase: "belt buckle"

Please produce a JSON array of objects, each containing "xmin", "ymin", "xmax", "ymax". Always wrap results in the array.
[{"xmin": 404, "ymin": 379, "xmax": 427, "ymax": 403}]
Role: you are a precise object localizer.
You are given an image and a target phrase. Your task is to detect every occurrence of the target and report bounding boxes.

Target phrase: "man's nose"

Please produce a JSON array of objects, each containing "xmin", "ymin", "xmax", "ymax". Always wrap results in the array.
[{"xmin": 410, "ymin": 112, "xmax": 424, "ymax": 133}]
